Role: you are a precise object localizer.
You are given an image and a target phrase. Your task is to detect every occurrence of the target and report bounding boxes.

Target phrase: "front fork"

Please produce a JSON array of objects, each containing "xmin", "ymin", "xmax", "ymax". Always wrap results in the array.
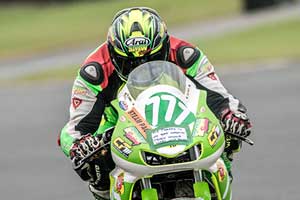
[
  {"xmin": 140, "ymin": 146, "xmax": 231, "ymax": 200},
  {"xmin": 139, "ymin": 153, "xmax": 159, "ymax": 200},
  {"xmin": 190, "ymin": 146, "xmax": 232, "ymax": 200},
  {"xmin": 139, "ymin": 177, "xmax": 158, "ymax": 200},
  {"xmin": 190, "ymin": 146, "xmax": 212, "ymax": 200},
  {"xmin": 110, "ymin": 149, "xmax": 231, "ymax": 200}
]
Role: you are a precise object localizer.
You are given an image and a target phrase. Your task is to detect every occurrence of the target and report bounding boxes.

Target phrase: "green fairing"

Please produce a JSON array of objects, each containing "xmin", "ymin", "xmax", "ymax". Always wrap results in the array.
[
  {"xmin": 221, "ymin": 152, "xmax": 233, "ymax": 173},
  {"xmin": 109, "ymin": 89, "xmax": 228, "ymax": 199},
  {"xmin": 110, "ymin": 100, "xmax": 147, "ymax": 165},
  {"xmin": 95, "ymin": 106, "xmax": 118, "ymax": 135},
  {"xmin": 97, "ymin": 61, "xmax": 231, "ymax": 199},
  {"xmin": 195, "ymin": 91, "xmax": 225, "ymax": 160},
  {"xmin": 193, "ymin": 182, "xmax": 211, "ymax": 200},
  {"xmin": 141, "ymin": 188, "xmax": 159, "ymax": 200},
  {"xmin": 211, "ymin": 172, "xmax": 232, "ymax": 200},
  {"xmin": 145, "ymin": 92, "xmax": 196, "ymax": 127}
]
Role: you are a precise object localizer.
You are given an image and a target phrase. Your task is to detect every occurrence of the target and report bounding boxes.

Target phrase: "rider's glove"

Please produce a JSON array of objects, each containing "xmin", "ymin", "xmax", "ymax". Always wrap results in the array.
[
  {"xmin": 221, "ymin": 108, "xmax": 252, "ymax": 137},
  {"xmin": 70, "ymin": 134, "xmax": 102, "ymax": 181},
  {"xmin": 70, "ymin": 134, "xmax": 102, "ymax": 162}
]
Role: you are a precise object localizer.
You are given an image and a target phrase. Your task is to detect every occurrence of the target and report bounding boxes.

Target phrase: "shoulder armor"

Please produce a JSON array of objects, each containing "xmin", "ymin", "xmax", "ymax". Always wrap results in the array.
[
  {"xmin": 176, "ymin": 46, "xmax": 200, "ymax": 68},
  {"xmin": 79, "ymin": 62, "xmax": 104, "ymax": 85}
]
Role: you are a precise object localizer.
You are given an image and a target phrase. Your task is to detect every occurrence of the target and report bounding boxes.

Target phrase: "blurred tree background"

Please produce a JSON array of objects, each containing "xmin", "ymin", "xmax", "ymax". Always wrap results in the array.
[
  {"xmin": 0, "ymin": 0, "xmax": 299, "ymax": 82},
  {"xmin": 0, "ymin": 0, "xmax": 294, "ymax": 8},
  {"xmin": 243, "ymin": 0, "xmax": 296, "ymax": 10}
]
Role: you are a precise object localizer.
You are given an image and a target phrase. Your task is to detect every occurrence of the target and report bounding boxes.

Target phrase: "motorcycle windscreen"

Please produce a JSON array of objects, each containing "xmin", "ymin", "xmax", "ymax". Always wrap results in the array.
[{"xmin": 126, "ymin": 61, "xmax": 187, "ymax": 99}]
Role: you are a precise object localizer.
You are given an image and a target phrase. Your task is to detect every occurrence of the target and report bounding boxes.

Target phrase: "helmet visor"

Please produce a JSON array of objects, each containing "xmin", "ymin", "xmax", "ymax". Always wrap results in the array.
[{"xmin": 111, "ymin": 36, "xmax": 169, "ymax": 79}]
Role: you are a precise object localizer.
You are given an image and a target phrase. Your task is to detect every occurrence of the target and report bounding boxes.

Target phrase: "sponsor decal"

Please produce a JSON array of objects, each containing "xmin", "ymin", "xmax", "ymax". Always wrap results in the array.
[
  {"xmin": 193, "ymin": 118, "xmax": 209, "ymax": 137},
  {"xmin": 200, "ymin": 106, "xmax": 206, "ymax": 113},
  {"xmin": 113, "ymin": 137, "xmax": 132, "ymax": 158},
  {"xmin": 124, "ymin": 127, "xmax": 145, "ymax": 145},
  {"xmin": 217, "ymin": 161, "xmax": 226, "ymax": 182},
  {"xmin": 125, "ymin": 37, "xmax": 150, "ymax": 47},
  {"xmin": 207, "ymin": 126, "xmax": 221, "ymax": 147},
  {"xmin": 94, "ymin": 165, "xmax": 101, "ymax": 183},
  {"xmin": 72, "ymin": 86, "xmax": 87, "ymax": 96},
  {"xmin": 124, "ymin": 37, "xmax": 150, "ymax": 55},
  {"xmin": 72, "ymin": 97, "xmax": 82, "ymax": 109},
  {"xmin": 124, "ymin": 92, "xmax": 133, "ymax": 102},
  {"xmin": 200, "ymin": 57, "xmax": 213, "ymax": 74},
  {"xmin": 151, "ymin": 127, "xmax": 188, "ymax": 146},
  {"xmin": 119, "ymin": 101, "xmax": 128, "ymax": 111},
  {"xmin": 147, "ymin": 126, "xmax": 191, "ymax": 149},
  {"xmin": 119, "ymin": 116, "xmax": 126, "ymax": 122},
  {"xmin": 185, "ymin": 84, "xmax": 191, "ymax": 97},
  {"xmin": 116, "ymin": 172, "xmax": 125, "ymax": 194},
  {"xmin": 208, "ymin": 72, "xmax": 218, "ymax": 81},
  {"xmin": 126, "ymin": 108, "xmax": 151, "ymax": 139}
]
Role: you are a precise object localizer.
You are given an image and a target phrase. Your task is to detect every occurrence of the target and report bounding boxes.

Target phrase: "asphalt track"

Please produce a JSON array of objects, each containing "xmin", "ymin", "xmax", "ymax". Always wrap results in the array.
[{"xmin": 1, "ymin": 64, "xmax": 299, "ymax": 200}]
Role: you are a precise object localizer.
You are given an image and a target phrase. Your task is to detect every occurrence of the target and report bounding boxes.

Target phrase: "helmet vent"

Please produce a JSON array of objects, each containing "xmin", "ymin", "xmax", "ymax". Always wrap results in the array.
[{"xmin": 130, "ymin": 22, "xmax": 144, "ymax": 35}]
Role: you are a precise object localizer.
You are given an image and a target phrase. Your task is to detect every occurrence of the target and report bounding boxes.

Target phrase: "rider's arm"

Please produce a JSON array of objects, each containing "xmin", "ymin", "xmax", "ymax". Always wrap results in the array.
[
  {"xmin": 180, "ymin": 47, "xmax": 246, "ymax": 113},
  {"xmin": 177, "ymin": 45, "xmax": 251, "ymax": 139},
  {"xmin": 59, "ymin": 62, "xmax": 106, "ymax": 157},
  {"xmin": 187, "ymin": 75, "xmax": 230, "ymax": 120}
]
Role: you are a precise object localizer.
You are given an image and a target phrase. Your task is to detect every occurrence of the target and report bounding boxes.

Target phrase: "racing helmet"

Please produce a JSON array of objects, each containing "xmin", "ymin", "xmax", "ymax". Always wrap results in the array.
[{"xmin": 107, "ymin": 7, "xmax": 170, "ymax": 80}]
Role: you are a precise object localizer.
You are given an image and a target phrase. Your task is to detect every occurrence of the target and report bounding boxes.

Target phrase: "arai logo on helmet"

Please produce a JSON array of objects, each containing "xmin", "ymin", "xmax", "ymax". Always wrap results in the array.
[
  {"xmin": 125, "ymin": 37, "xmax": 150, "ymax": 47},
  {"xmin": 124, "ymin": 37, "xmax": 150, "ymax": 54}
]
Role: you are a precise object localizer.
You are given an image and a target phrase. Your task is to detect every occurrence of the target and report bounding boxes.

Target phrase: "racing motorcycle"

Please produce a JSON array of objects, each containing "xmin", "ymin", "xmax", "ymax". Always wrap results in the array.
[{"xmin": 74, "ymin": 61, "xmax": 253, "ymax": 200}]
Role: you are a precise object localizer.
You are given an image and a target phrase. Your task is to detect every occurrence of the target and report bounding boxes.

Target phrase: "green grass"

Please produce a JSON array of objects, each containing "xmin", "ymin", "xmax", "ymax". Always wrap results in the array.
[
  {"xmin": 20, "ymin": 65, "xmax": 77, "ymax": 81},
  {"xmin": 194, "ymin": 17, "xmax": 300, "ymax": 64},
  {"xmin": 4, "ymin": 15, "xmax": 299, "ymax": 86},
  {"xmin": 0, "ymin": 0, "xmax": 240, "ymax": 59},
  {"xmin": 0, "ymin": 64, "xmax": 77, "ymax": 87}
]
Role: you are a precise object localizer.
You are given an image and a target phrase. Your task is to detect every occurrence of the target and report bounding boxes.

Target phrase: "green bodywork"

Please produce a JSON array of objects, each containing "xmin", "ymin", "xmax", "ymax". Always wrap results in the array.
[
  {"xmin": 109, "ymin": 88, "xmax": 231, "ymax": 200},
  {"xmin": 59, "ymin": 60, "xmax": 233, "ymax": 199}
]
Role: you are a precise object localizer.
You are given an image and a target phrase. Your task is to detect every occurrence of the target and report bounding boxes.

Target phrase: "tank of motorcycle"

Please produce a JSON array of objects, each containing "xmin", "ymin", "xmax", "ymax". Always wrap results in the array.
[{"xmin": 110, "ymin": 61, "xmax": 225, "ymax": 177}]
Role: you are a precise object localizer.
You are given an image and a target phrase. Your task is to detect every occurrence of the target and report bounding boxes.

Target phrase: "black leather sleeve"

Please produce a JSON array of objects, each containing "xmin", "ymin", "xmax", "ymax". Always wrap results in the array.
[
  {"xmin": 75, "ymin": 93, "xmax": 106, "ymax": 135},
  {"xmin": 187, "ymin": 76, "xmax": 230, "ymax": 120},
  {"xmin": 75, "ymin": 70, "xmax": 122, "ymax": 135}
]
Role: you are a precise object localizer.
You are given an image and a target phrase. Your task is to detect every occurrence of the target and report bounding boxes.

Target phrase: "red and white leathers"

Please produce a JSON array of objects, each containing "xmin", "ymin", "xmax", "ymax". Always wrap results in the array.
[{"xmin": 59, "ymin": 35, "xmax": 244, "ymax": 157}]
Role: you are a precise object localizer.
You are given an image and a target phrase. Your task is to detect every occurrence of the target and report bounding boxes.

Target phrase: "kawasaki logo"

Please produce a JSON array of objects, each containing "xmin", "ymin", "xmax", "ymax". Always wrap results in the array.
[{"xmin": 125, "ymin": 37, "xmax": 150, "ymax": 47}]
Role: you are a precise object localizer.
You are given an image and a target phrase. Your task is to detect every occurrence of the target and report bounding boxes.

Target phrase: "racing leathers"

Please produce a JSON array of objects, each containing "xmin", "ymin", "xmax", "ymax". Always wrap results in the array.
[{"xmin": 59, "ymin": 36, "xmax": 250, "ymax": 199}]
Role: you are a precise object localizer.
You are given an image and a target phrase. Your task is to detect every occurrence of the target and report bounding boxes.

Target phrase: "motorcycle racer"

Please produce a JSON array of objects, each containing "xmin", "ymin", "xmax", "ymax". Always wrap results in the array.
[{"xmin": 59, "ymin": 7, "xmax": 252, "ymax": 200}]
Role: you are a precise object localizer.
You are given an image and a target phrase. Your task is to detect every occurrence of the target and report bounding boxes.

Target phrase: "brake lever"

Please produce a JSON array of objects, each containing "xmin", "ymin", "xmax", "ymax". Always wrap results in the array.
[{"xmin": 225, "ymin": 132, "xmax": 254, "ymax": 146}]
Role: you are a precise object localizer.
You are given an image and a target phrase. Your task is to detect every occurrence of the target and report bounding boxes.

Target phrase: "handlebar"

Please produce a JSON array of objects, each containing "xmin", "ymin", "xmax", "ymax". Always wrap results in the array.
[{"xmin": 225, "ymin": 132, "xmax": 254, "ymax": 146}]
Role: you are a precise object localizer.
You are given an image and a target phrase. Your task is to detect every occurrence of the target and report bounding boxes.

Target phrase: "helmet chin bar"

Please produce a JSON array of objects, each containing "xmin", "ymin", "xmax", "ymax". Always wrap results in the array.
[
  {"xmin": 111, "ymin": 58, "xmax": 129, "ymax": 82},
  {"xmin": 109, "ymin": 36, "xmax": 170, "ymax": 81}
]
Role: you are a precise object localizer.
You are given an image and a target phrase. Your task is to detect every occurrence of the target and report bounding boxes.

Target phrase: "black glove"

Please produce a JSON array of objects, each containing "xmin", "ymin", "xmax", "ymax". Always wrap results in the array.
[
  {"xmin": 70, "ymin": 134, "xmax": 103, "ymax": 181},
  {"xmin": 221, "ymin": 108, "xmax": 252, "ymax": 137},
  {"xmin": 70, "ymin": 134, "xmax": 102, "ymax": 162}
]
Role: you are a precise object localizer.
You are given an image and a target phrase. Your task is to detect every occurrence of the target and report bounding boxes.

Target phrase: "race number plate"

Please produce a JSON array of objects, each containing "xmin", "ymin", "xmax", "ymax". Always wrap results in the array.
[{"xmin": 148, "ymin": 126, "xmax": 190, "ymax": 150}]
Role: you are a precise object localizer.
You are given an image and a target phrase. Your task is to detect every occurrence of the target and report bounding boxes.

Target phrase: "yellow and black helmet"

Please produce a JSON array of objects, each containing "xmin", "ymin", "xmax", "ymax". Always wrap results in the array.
[{"xmin": 107, "ymin": 7, "xmax": 170, "ymax": 80}]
